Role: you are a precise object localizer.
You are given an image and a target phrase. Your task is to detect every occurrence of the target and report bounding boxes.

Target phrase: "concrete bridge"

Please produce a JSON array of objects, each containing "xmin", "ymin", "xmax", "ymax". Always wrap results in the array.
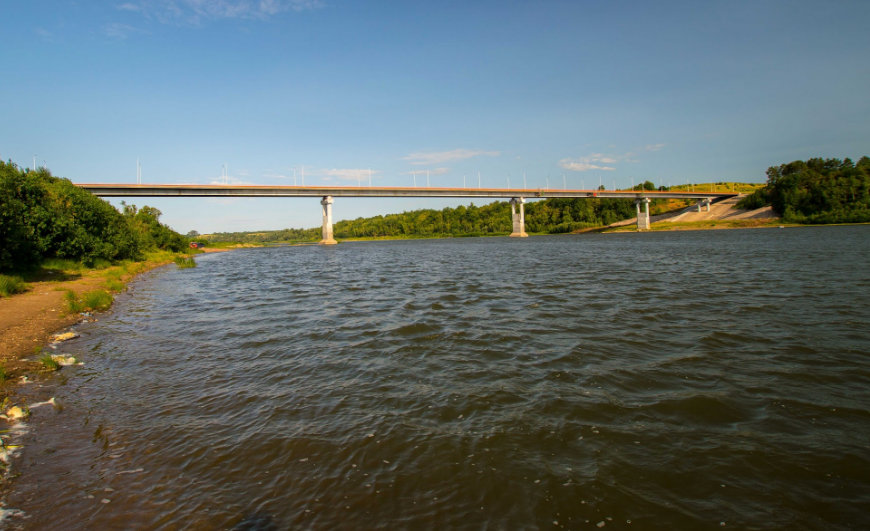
[{"xmin": 76, "ymin": 184, "xmax": 736, "ymax": 244}]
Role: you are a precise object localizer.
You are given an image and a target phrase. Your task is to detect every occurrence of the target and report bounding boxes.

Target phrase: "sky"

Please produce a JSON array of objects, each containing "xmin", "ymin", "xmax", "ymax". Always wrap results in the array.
[{"xmin": 2, "ymin": 0, "xmax": 869, "ymax": 234}]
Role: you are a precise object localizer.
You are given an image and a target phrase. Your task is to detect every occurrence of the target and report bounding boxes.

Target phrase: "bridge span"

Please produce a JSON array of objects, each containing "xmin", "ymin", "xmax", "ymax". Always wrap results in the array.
[{"xmin": 75, "ymin": 184, "xmax": 738, "ymax": 244}]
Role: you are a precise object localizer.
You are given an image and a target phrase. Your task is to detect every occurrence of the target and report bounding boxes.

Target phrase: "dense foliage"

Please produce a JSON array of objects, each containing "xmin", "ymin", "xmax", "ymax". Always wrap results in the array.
[
  {"xmin": 204, "ymin": 196, "xmax": 646, "ymax": 243},
  {"xmin": 737, "ymin": 157, "xmax": 870, "ymax": 223},
  {"xmin": 0, "ymin": 160, "xmax": 186, "ymax": 272}
]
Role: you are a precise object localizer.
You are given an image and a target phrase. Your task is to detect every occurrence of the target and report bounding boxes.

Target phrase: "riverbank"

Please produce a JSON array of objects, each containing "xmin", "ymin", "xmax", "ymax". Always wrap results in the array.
[
  {"xmin": 601, "ymin": 217, "xmax": 789, "ymax": 232},
  {"xmin": 0, "ymin": 251, "xmax": 205, "ymax": 389}
]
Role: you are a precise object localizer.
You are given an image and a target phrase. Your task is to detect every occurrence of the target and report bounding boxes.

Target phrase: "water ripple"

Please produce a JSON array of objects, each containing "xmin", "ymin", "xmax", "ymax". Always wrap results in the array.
[{"xmin": 6, "ymin": 227, "xmax": 870, "ymax": 530}]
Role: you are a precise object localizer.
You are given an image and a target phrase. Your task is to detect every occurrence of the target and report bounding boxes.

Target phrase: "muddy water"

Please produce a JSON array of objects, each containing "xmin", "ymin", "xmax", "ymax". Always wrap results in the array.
[{"xmin": 3, "ymin": 227, "xmax": 870, "ymax": 530}]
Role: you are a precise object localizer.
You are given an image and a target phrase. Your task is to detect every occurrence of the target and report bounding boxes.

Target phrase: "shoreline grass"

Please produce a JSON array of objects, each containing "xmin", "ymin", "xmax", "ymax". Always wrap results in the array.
[
  {"xmin": 174, "ymin": 256, "xmax": 197, "ymax": 268},
  {"xmin": 0, "ymin": 275, "xmax": 29, "ymax": 297},
  {"xmin": 63, "ymin": 289, "xmax": 114, "ymax": 315},
  {"xmin": 38, "ymin": 351, "xmax": 60, "ymax": 371},
  {"xmin": 602, "ymin": 218, "xmax": 787, "ymax": 233}
]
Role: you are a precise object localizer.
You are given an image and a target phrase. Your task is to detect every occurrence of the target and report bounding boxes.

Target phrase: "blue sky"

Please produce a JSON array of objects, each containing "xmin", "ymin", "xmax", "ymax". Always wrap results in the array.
[{"xmin": 2, "ymin": 0, "xmax": 869, "ymax": 233}]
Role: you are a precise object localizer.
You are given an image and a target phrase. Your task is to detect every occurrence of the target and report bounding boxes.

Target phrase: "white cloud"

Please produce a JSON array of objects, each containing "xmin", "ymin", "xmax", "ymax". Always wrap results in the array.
[
  {"xmin": 558, "ymin": 159, "xmax": 616, "ymax": 172},
  {"xmin": 559, "ymin": 144, "xmax": 666, "ymax": 172},
  {"xmin": 402, "ymin": 149, "xmax": 499, "ymax": 166},
  {"xmin": 399, "ymin": 167, "xmax": 449, "ymax": 176},
  {"xmin": 115, "ymin": 0, "xmax": 322, "ymax": 25}
]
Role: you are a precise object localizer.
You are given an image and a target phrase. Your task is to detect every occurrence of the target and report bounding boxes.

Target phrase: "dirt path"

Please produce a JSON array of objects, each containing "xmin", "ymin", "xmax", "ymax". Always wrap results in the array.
[
  {"xmin": 662, "ymin": 196, "xmax": 776, "ymax": 222},
  {"xmin": 604, "ymin": 195, "xmax": 777, "ymax": 230}
]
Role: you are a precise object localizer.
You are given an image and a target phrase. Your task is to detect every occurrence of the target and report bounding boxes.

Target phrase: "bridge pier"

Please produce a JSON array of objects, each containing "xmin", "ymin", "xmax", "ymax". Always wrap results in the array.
[
  {"xmin": 636, "ymin": 198, "xmax": 651, "ymax": 230},
  {"xmin": 696, "ymin": 198, "xmax": 711, "ymax": 212},
  {"xmin": 319, "ymin": 196, "xmax": 337, "ymax": 245},
  {"xmin": 510, "ymin": 197, "xmax": 528, "ymax": 237}
]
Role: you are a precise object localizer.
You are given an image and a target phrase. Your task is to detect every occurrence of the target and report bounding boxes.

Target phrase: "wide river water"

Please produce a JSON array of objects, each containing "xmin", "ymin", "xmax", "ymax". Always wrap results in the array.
[{"xmin": 3, "ymin": 227, "xmax": 870, "ymax": 530}]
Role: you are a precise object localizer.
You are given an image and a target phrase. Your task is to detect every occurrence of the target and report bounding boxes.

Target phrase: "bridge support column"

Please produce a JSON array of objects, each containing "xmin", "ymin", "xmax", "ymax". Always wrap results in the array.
[
  {"xmin": 636, "ymin": 198, "xmax": 651, "ymax": 230},
  {"xmin": 704, "ymin": 198, "xmax": 711, "ymax": 212},
  {"xmin": 319, "ymin": 196, "xmax": 337, "ymax": 245},
  {"xmin": 510, "ymin": 197, "xmax": 528, "ymax": 237}
]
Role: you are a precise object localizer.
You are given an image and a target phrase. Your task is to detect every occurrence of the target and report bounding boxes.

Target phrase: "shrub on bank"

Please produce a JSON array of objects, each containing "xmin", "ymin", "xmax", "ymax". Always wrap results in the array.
[
  {"xmin": 736, "ymin": 156, "xmax": 870, "ymax": 223},
  {"xmin": 0, "ymin": 159, "xmax": 188, "ymax": 273}
]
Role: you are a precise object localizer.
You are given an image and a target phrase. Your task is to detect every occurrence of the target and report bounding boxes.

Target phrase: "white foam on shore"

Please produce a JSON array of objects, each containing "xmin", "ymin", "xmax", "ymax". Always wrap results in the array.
[
  {"xmin": 0, "ymin": 506, "xmax": 28, "ymax": 524},
  {"xmin": 29, "ymin": 398, "xmax": 56, "ymax": 409}
]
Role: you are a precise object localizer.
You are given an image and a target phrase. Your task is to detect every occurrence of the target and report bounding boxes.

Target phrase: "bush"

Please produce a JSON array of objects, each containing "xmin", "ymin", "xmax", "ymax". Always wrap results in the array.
[
  {"xmin": 0, "ymin": 274, "xmax": 29, "ymax": 297},
  {"xmin": 761, "ymin": 157, "xmax": 870, "ymax": 222},
  {"xmin": 0, "ymin": 159, "xmax": 189, "ymax": 273},
  {"xmin": 736, "ymin": 189, "xmax": 769, "ymax": 210}
]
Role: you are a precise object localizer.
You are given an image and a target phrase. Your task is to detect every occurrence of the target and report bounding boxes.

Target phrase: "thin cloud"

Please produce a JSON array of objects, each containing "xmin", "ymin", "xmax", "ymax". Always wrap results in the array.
[
  {"xmin": 403, "ymin": 149, "xmax": 499, "ymax": 166},
  {"xmin": 399, "ymin": 167, "xmax": 449, "ymax": 176},
  {"xmin": 560, "ymin": 144, "xmax": 666, "ymax": 172},
  {"xmin": 559, "ymin": 159, "xmax": 616, "ymax": 172},
  {"xmin": 208, "ymin": 175, "xmax": 253, "ymax": 185},
  {"xmin": 116, "ymin": 0, "xmax": 323, "ymax": 25},
  {"xmin": 320, "ymin": 168, "xmax": 381, "ymax": 182},
  {"xmin": 103, "ymin": 22, "xmax": 149, "ymax": 38},
  {"xmin": 117, "ymin": 3, "xmax": 143, "ymax": 12}
]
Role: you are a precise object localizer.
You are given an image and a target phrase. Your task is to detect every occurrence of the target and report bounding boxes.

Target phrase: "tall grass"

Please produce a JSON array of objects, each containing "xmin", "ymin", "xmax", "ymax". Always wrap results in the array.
[
  {"xmin": 103, "ymin": 267, "xmax": 127, "ymax": 292},
  {"xmin": 64, "ymin": 289, "xmax": 114, "ymax": 314},
  {"xmin": 104, "ymin": 279, "xmax": 126, "ymax": 292},
  {"xmin": 0, "ymin": 274, "xmax": 29, "ymax": 297},
  {"xmin": 41, "ymin": 258, "xmax": 86, "ymax": 272},
  {"xmin": 145, "ymin": 250, "xmax": 178, "ymax": 263},
  {"xmin": 174, "ymin": 256, "xmax": 197, "ymax": 269}
]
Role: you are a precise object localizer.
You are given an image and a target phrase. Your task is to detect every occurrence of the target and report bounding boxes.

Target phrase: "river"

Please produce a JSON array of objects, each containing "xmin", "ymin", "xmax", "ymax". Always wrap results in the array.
[{"xmin": 3, "ymin": 226, "xmax": 870, "ymax": 530}]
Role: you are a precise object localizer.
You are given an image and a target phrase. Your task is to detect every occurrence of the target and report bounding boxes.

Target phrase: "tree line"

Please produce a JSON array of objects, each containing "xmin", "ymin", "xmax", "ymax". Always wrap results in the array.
[
  {"xmin": 0, "ymin": 160, "xmax": 187, "ymax": 272},
  {"xmin": 737, "ymin": 157, "xmax": 870, "ymax": 223},
  {"xmin": 203, "ymin": 194, "xmax": 654, "ymax": 243}
]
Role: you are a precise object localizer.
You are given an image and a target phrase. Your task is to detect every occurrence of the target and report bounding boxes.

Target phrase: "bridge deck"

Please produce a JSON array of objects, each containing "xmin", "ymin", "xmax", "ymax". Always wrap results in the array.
[{"xmin": 76, "ymin": 184, "xmax": 737, "ymax": 200}]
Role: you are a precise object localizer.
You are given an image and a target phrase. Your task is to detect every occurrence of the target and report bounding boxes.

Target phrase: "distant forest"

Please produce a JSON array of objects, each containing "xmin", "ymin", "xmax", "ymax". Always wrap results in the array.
[
  {"xmin": 0, "ymin": 160, "xmax": 187, "ymax": 272},
  {"xmin": 202, "ymin": 191, "xmax": 664, "ymax": 244},
  {"xmin": 737, "ymin": 157, "xmax": 870, "ymax": 223}
]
